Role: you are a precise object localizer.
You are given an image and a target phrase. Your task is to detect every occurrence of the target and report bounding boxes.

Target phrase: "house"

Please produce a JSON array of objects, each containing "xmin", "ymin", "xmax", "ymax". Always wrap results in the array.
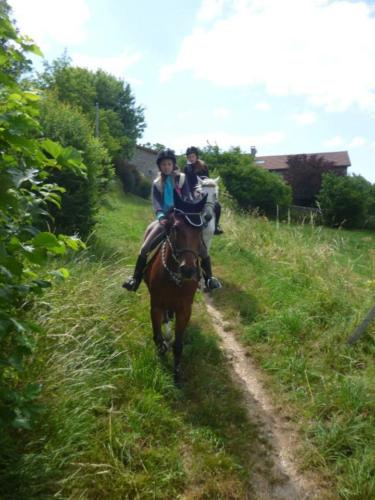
[
  {"xmin": 127, "ymin": 145, "xmax": 159, "ymax": 180},
  {"xmin": 254, "ymin": 151, "xmax": 351, "ymax": 178}
]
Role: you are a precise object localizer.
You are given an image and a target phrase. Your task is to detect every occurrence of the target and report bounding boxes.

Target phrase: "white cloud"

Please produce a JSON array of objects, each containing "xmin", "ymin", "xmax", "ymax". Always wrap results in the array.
[
  {"xmin": 255, "ymin": 101, "xmax": 271, "ymax": 112},
  {"xmin": 197, "ymin": 0, "xmax": 227, "ymax": 22},
  {"xmin": 324, "ymin": 135, "xmax": 368, "ymax": 149},
  {"xmin": 161, "ymin": 0, "xmax": 375, "ymax": 112},
  {"xmin": 213, "ymin": 106, "xmax": 231, "ymax": 119},
  {"xmin": 293, "ymin": 111, "xmax": 317, "ymax": 125},
  {"xmin": 9, "ymin": 0, "xmax": 90, "ymax": 48},
  {"xmin": 72, "ymin": 50, "xmax": 142, "ymax": 81},
  {"xmin": 324, "ymin": 135, "xmax": 345, "ymax": 148},
  {"xmin": 163, "ymin": 130, "xmax": 285, "ymax": 153},
  {"xmin": 348, "ymin": 136, "xmax": 367, "ymax": 148}
]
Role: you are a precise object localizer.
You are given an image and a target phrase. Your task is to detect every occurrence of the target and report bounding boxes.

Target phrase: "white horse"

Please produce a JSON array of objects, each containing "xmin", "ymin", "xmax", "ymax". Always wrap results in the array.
[{"xmin": 195, "ymin": 176, "xmax": 220, "ymax": 253}]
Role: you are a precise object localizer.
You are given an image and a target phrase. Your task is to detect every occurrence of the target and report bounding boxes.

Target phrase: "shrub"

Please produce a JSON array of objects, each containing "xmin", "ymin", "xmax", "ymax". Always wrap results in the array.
[
  {"xmin": 0, "ymin": 10, "xmax": 85, "ymax": 431},
  {"xmin": 39, "ymin": 94, "xmax": 111, "ymax": 236},
  {"xmin": 115, "ymin": 160, "xmax": 151, "ymax": 199},
  {"xmin": 219, "ymin": 155, "xmax": 292, "ymax": 217},
  {"xmin": 318, "ymin": 173, "xmax": 372, "ymax": 228}
]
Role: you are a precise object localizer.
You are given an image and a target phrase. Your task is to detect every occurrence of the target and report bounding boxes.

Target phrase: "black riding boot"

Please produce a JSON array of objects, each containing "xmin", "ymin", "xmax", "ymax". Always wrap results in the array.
[
  {"xmin": 123, "ymin": 255, "xmax": 147, "ymax": 292},
  {"xmin": 214, "ymin": 202, "xmax": 223, "ymax": 235},
  {"xmin": 201, "ymin": 256, "xmax": 222, "ymax": 290}
]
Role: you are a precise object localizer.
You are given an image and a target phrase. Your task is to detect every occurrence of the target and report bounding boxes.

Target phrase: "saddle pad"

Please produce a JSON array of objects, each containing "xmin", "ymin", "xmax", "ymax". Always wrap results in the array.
[{"xmin": 146, "ymin": 239, "xmax": 164, "ymax": 265}]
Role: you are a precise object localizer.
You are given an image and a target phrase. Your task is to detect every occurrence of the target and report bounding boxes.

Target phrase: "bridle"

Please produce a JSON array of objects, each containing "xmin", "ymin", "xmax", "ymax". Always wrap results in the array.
[{"xmin": 161, "ymin": 211, "xmax": 201, "ymax": 287}]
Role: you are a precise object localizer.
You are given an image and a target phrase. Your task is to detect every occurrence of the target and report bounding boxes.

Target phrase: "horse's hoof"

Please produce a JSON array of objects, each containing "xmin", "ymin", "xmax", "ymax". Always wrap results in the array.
[{"xmin": 157, "ymin": 340, "xmax": 169, "ymax": 356}]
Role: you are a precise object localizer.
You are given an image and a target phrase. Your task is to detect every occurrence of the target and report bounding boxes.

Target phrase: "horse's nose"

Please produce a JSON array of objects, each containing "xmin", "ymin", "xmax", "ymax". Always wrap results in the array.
[{"xmin": 180, "ymin": 263, "xmax": 196, "ymax": 279}]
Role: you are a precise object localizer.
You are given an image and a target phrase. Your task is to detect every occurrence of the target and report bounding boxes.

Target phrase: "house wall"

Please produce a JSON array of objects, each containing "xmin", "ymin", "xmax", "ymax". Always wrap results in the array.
[{"xmin": 130, "ymin": 147, "xmax": 158, "ymax": 180}]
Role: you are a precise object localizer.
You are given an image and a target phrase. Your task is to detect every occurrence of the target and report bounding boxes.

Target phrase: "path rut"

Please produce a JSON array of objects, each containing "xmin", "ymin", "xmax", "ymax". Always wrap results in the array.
[{"xmin": 205, "ymin": 296, "xmax": 328, "ymax": 500}]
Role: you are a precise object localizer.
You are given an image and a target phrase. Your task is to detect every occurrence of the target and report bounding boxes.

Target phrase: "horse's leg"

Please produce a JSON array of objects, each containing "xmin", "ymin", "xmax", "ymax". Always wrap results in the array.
[
  {"xmin": 173, "ymin": 306, "xmax": 192, "ymax": 385},
  {"xmin": 151, "ymin": 305, "xmax": 168, "ymax": 355},
  {"xmin": 163, "ymin": 310, "xmax": 173, "ymax": 342}
]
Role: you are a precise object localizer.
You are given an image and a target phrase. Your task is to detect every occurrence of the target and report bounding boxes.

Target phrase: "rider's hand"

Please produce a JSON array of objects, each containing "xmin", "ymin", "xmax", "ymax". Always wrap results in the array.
[{"xmin": 159, "ymin": 217, "xmax": 168, "ymax": 226}]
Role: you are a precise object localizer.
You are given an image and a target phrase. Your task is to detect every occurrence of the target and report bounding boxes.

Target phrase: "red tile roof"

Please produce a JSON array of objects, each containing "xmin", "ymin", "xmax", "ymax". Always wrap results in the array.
[{"xmin": 255, "ymin": 151, "xmax": 351, "ymax": 171}]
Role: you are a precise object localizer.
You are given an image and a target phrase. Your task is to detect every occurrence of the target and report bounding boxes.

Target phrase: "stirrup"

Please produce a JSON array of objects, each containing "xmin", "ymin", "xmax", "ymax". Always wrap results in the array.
[{"xmin": 206, "ymin": 277, "xmax": 222, "ymax": 290}]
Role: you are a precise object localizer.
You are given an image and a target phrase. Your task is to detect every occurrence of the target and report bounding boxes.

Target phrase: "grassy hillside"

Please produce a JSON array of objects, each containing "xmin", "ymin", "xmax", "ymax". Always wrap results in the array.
[
  {"xmin": 211, "ymin": 206, "xmax": 375, "ymax": 499},
  {"xmin": 1, "ymin": 186, "xmax": 268, "ymax": 499},
  {"xmin": 2, "ymin": 185, "xmax": 374, "ymax": 499}
]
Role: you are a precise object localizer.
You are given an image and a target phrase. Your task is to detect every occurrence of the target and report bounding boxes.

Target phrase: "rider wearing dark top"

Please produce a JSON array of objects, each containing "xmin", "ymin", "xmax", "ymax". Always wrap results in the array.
[{"xmin": 184, "ymin": 146, "xmax": 223, "ymax": 235}]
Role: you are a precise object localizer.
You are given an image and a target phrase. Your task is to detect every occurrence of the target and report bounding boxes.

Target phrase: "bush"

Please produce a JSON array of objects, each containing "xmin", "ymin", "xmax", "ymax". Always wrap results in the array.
[
  {"xmin": 39, "ymin": 94, "xmax": 111, "ymax": 236},
  {"xmin": 136, "ymin": 176, "xmax": 152, "ymax": 199},
  {"xmin": 217, "ymin": 153, "xmax": 292, "ymax": 217},
  {"xmin": 0, "ymin": 11, "xmax": 85, "ymax": 432},
  {"xmin": 317, "ymin": 173, "xmax": 373, "ymax": 229},
  {"xmin": 115, "ymin": 160, "xmax": 151, "ymax": 199}
]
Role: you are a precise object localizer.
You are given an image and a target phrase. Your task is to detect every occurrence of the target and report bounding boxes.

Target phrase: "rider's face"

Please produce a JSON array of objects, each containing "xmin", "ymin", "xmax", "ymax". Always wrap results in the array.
[
  {"xmin": 187, "ymin": 153, "xmax": 197, "ymax": 164},
  {"xmin": 159, "ymin": 159, "xmax": 174, "ymax": 175}
]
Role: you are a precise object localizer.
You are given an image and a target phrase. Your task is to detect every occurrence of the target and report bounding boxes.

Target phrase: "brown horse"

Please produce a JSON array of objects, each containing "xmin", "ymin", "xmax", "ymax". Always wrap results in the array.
[{"xmin": 144, "ymin": 194, "xmax": 207, "ymax": 384}]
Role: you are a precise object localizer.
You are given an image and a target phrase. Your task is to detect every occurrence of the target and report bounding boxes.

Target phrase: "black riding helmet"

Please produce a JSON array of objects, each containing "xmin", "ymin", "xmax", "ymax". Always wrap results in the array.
[
  {"xmin": 156, "ymin": 148, "xmax": 177, "ymax": 169},
  {"xmin": 186, "ymin": 146, "xmax": 199, "ymax": 157}
]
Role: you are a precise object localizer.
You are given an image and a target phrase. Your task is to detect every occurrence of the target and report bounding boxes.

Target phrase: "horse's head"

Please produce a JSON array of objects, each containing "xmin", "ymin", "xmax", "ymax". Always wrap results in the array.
[
  {"xmin": 195, "ymin": 176, "xmax": 220, "ymax": 205},
  {"xmin": 195, "ymin": 176, "xmax": 219, "ymax": 224},
  {"xmin": 166, "ymin": 193, "xmax": 207, "ymax": 280}
]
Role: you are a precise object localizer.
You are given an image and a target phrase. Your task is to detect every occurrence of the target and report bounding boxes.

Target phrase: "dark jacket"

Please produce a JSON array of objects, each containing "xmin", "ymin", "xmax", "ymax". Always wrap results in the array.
[{"xmin": 184, "ymin": 160, "xmax": 209, "ymax": 193}]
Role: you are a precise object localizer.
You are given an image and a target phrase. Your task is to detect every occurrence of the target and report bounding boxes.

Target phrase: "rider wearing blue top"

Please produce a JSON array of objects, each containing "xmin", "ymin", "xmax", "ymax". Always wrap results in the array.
[{"xmin": 123, "ymin": 148, "xmax": 221, "ymax": 292}]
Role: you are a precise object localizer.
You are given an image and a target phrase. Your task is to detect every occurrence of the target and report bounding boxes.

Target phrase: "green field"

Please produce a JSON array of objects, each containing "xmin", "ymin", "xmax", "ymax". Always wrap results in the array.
[
  {"xmin": 2, "ymin": 185, "xmax": 374, "ymax": 499},
  {"xmin": 1, "ymin": 187, "xmax": 268, "ymax": 499},
  {"xmin": 211, "ymin": 202, "xmax": 375, "ymax": 499}
]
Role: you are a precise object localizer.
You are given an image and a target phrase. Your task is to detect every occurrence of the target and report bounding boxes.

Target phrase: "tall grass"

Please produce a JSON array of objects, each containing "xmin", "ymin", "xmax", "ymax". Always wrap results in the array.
[
  {"xmin": 211, "ymin": 207, "xmax": 375, "ymax": 499},
  {"xmin": 1, "ymin": 187, "xmax": 266, "ymax": 499}
]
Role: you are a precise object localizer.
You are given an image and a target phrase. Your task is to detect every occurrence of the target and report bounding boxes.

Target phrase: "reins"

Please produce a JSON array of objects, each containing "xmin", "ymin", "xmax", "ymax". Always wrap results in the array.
[{"xmin": 161, "ymin": 224, "xmax": 201, "ymax": 287}]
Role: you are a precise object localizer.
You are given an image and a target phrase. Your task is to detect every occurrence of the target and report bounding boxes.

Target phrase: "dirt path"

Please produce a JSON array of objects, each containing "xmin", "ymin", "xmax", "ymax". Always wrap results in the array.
[{"xmin": 205, "ymin": 296, "xmax": 328, "ymax": 500}]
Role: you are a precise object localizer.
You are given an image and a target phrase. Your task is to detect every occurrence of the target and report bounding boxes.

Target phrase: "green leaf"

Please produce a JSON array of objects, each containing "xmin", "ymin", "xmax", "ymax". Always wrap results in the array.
[
  {"xmin": 23, "ymin": 247, "xmax": 47, "ymax": 265},
  {"xmin": 23, "ymin": 92, "xmax": 40, "ymax": 102},
  {"xmin": 32, "ymin": 232, "xmax": 59, "ymax": 248},
  {"xmin": 49, "ymin": 268, "xmax": 70, "ymax": 280},
  {"xmin": 41, "ymin": 139, "xmax": 63, "ymax": 159}
]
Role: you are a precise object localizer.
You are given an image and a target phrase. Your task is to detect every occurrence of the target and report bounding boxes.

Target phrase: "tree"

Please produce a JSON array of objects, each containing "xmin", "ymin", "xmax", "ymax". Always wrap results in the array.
[
  {"xmin": 37, "ymin": 58, "xmax": 146, "ymax": 161},
  {"xmin": 317, "ymin": 173, "xmax": 371, "ymax": 228},
  {"xmin": 39, "ymin": 93, "xmax": 111, "ymax": 236},
  {"xmin": 284, "ymin": 154, "xmax": 343, "ymax": 206}
]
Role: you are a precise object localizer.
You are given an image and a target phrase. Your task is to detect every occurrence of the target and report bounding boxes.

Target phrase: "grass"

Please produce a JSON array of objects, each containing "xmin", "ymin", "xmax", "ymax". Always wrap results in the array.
[
  {"xmin": 210, "ymin": 206, "xmax": 375, "ymax": 499},
  {"xmin": 2, "ymin": 185, "xmax": 374, "ymax": 499},
  {"xmin": 1, "ymin": 186, "xmax": 268, "ymax": 499}
]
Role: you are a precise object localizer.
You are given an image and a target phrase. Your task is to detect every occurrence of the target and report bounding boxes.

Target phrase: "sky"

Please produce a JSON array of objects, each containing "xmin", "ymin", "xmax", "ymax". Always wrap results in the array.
[{"xmin": 9, "ymin": 0, "xmax": 375, "ymax": 182}]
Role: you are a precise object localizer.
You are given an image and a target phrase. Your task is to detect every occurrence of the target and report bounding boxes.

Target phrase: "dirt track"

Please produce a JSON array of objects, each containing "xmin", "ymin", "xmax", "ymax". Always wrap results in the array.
[{"xmin": 205, "ymin": 296, "xmax": 329, "ymax": 500}]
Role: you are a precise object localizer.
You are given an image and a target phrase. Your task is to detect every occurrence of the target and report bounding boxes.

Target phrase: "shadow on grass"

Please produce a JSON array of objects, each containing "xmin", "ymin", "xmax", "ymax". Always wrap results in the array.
[
  {"xmin": 213, "ymin": 278, "xmax": 260, "ymax": 323},
  {"xmin": 166, "ymin": 319, "xmax": 265, "ymax": 491}
]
